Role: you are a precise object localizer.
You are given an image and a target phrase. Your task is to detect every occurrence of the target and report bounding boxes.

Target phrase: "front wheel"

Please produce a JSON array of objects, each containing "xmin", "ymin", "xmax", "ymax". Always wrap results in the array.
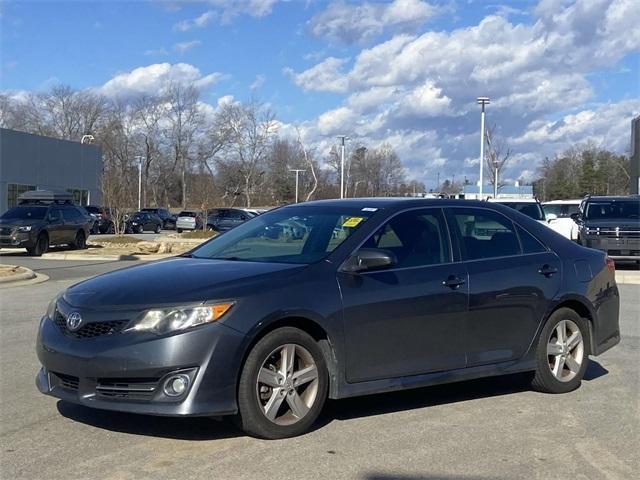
[
  {"xmin": 27, "ymin": 234, "xmax": 49, "ymax": 257},
  {"xmin": 154, "ymin": 224, "xmax": 161, "ymax": 234},
  {"xmin": 530, "ymin": 308, "xmax": 589, "ymax": 394},
  {"xmin": 236, "ymin": 327, "xmax": 328, "ymax": 439}
]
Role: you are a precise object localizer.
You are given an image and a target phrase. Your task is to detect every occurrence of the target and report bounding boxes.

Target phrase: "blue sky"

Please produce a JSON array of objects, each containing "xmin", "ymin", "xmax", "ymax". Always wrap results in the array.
[{"xmin": 1, "ymin": 0, "xmax": 639, "ymax": 187}]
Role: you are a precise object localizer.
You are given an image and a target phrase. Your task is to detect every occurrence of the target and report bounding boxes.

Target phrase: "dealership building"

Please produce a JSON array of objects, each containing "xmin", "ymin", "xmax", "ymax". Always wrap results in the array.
[{"xmin": 0, "ymin": 128, "xmax": 102, "ymax": 214}]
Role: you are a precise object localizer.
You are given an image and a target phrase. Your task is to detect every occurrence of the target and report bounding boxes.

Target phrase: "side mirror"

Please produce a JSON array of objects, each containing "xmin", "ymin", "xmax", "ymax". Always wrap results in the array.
[
  {"xmin": 546, "ymin": 213, "xmax": 558, "ymax": 223},
  {"xmin": 342, "ymin": 248, "xmax": 397, "ymax": 273},
  {"xmin": 570, "ymin": 212, "xmax": 581, "ymax": 223}
]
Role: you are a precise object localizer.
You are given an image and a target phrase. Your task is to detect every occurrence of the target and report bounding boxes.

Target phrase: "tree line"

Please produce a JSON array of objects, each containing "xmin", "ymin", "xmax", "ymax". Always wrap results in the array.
[
  {"xmin": 0, "ymin": 84, "xmax": 418, "ymax": 214},
  {"xmin": 533, "ymin": 145, "xmax": 631, "ymax": 201}
]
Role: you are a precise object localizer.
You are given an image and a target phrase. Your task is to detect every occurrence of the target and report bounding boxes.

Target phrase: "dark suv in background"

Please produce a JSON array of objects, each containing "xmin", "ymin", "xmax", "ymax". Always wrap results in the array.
[
  {"xmin": 206, "ymin": 208, "xmax": 256, "ymax": 232},
  {"xmin": 141, "ymin": 207, "xmax": 176, "ymax": 230},
  {"xmin": 0, "ymin": 190, "xmax": 92, "ymax": 256},
  {"xmin": 574, "ymin": 195, "xmax": 640, "ymax": 262}
]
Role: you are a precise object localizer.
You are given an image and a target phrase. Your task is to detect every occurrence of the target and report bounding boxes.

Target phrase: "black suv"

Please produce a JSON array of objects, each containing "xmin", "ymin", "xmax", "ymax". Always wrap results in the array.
[
  {"xmin": 573, "ymin": 195, "xmax": 640, "ymax": 262},
  {"xmin": 85, "ymin": 205, "xmax": 115, "ymax": 234},
  {"xmin": 0, "ymin": 190, "xmax": 92, "ymax": 256},
  {"xmin": 141, "ymin": 207, "xmax": 176, "ymax": 230}
]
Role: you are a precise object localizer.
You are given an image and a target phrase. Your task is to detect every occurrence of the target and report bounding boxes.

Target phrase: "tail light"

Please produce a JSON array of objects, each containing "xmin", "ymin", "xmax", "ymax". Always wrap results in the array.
[{"xmin": 605, "ymin": 256, "xmax": 616, "ymax": 275}]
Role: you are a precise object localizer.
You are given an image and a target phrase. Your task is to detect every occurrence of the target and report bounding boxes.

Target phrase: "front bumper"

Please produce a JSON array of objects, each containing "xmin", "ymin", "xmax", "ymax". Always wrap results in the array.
[
  {"xmin": 36, "ymin": 314, "xmax": 246, "ymax": 417},
  {"xmin": 0, "ymin": 230, "xmax": 35, "ymax": 248},
  {"xmin": 583, "ymin": 235, "xmax": 640, "ymax": 259}
]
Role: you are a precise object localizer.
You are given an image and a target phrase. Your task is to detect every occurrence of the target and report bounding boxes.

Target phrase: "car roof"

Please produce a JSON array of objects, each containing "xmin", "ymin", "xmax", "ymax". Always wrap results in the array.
[
  {"xmin": 585, "ymin": 195, "xmax": 640, "ymax": 202},
  {"xmin": 488, "ymin": 198, "xmax": 539, "ymax": 203},
  {"xmin": 286, "ymin": 197, "xmax": 505, "ymax": 210}
]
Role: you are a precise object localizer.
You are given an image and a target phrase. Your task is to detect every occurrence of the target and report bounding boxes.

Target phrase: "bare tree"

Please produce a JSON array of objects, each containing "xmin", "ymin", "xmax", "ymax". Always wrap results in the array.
[
  {"xmin": 296, "ymin": 127, "xmax": 318, "ymax": 202},
  {"xmin": 484, "ymin": 125, "xmax": 512, "ymax": 194}
]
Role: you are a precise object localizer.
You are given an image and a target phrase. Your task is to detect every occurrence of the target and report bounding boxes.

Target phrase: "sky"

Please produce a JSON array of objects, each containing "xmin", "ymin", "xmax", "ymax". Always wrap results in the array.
[{"xmin": 1, "ymin": 0, "xmax": 639, "ymax": 189}]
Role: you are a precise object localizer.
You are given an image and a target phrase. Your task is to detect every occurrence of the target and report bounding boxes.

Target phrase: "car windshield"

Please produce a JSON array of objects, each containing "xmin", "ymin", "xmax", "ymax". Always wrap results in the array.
[
  {"xmin": 178, "ymin": 211, "xmax": 196, "ymax": 217},
  {"xmin": 191, "ymin": 206, "xmax": 374, "ymax": 264},
  {"xmin": 585, "ymin": 201, "xmax": 640, "ymax": 220},
  {"xmin": 1, "ymin": 206, "xmax": 48, "ymax": 220},
  {"xmin": 497, "ymin": 202, "xmax": 545, "ymax": 221},
  {"xmin": 543, "ymin": 203, "xmax": 580, "ymax": 218}
]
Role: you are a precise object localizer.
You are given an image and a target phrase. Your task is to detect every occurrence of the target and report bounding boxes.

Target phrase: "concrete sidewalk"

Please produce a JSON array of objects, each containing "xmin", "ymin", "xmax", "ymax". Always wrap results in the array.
[{"xmin": 616, "ymin": 269, "xmax": 640, "ymax": 285}]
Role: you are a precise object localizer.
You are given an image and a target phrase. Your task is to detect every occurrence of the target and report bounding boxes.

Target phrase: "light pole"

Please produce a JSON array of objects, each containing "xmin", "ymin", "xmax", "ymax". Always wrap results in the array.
[
  {"xmin": 477, "ymin": 96, "xmax": 490, "ymax": 199},
  {"xmin": 136, "ymin": 155, "xmax": 143, "ymax": 211},
  {"xmin": 289, "ymin": 169, "xmax": 306, "ymax": 203},
  {"xmin": 337, "ymin": 135, "xmax": 349, "ymax": 199},
  {"xmin": 493, "ymin": 160, "xmax": 499, "ymax": 198}
]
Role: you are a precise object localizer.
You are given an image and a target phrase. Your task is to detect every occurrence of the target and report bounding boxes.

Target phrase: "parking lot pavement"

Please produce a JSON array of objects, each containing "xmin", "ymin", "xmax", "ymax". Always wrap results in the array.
[{"xmin": 0, "ymin": 262, "xmax": 638, "ymax": 480}]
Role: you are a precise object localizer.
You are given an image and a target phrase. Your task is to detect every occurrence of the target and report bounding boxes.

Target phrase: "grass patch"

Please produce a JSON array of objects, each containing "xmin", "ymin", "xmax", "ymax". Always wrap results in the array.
[
  {"xmin": 92, "ymin": 236, "xmax": 143, "ymax": 244},
  {"xmin": 180, "ymin": 230, "xmax": 217, "ymax": 239}
]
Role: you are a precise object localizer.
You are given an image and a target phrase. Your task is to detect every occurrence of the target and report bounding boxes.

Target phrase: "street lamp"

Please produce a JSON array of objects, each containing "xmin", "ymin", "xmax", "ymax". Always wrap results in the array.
[
  {"xmin": 476, "ymin": 96, "xmax": 490, "ymax": 199},
  {"xmin": 289, "ymin": 169, "xmax": 306, "ymax": 203},
  {"xmin": 135, "ymin": 155, "xmax": 143, "ymax": 211},
  {"xmin": 337, "ymin": 135, "xmax": 349, "ymax": 199}
]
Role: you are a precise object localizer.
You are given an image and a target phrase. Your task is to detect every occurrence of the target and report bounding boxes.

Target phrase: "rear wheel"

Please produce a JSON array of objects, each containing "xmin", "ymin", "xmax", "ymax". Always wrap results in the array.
[
  {"xmin": 27, "ymin": 234, "xmax": 49, "ymax": 256},
  {"xmin": 154, "ymin": 224, "xmax": 161, "ymax": 234},
  {"xmin": 236, "ymin": 327, "xmax": 328, "ymax": 439},
  {"xmin": 177, "ymin": 228, "xmax": 183, "ymax": 233},
  {"xmin": 531, "ymin": 308, "xmax": 589, "ymax": 394},
  {"xmin": 70, "ymin": 231, "xmax": 87, "ymax": 250}
]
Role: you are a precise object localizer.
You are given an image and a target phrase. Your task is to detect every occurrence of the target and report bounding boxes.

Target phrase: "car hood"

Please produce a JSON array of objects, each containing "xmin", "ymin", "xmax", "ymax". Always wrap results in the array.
[
  {"xmin": 0, "ymin": 218, "xmax": 43, "ymax": 228},
  {"xmin": 64, "ymin": 256, "xmax": 306, "ymax": 308}
]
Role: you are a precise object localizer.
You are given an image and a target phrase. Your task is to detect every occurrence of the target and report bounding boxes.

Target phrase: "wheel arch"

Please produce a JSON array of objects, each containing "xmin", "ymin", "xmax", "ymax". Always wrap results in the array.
[
  {"xmin": 540, "ymin": 295, "xmax": 596, "ymax": 354},
  {"xmin": 237, "ymin": 315, "xmax": 339, "ymax": 399}
]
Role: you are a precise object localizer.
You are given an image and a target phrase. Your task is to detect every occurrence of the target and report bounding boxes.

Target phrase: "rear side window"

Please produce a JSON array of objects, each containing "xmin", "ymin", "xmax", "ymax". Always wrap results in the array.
[
  {"xmin": 361, "ymin": 208, "xmax": 450, "ymax": 268},
  {"xmin": 516, "ymin": 225, "xmax": 547, "ymax": 254},
  {"xmin": 451, "ymin": 208, "xmax": 520, "ymax": 260}
]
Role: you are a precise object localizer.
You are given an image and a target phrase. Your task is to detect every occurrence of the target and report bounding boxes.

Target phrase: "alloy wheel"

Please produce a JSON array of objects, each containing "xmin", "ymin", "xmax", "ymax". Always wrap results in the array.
[
  {"xmin": 547, "ymin": 319, "xmax": 584, "ymax": 382},
  {"xmin": 256, "ymin": 343, "xmax": 319, "ymax": 426}
]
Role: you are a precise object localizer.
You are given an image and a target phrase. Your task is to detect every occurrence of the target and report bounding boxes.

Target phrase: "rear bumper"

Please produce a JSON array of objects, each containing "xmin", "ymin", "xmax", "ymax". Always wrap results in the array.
[
  {"xmin": 36, "ymin": 315, "xmax": 246, "ymax": 416},
  {"xmin": 583, "ymin": 236, "xmax": 640, "ymax": 259}
]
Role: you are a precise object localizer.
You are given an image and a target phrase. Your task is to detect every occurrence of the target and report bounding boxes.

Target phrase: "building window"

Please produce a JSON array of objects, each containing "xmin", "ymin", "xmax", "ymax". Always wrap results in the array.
[
  {"xmin": 66, "ymin": 189, "xmax": 89, "ymax": 205},
  {"xmin": 7, "ymin": 184, "xmax": 37, "ymax": 209}
]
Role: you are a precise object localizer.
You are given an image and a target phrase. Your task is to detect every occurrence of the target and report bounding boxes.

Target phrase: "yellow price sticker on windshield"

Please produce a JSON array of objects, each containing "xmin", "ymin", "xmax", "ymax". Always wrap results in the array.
[{"xmin": 342, "ymin": 217, "xmax": 365, "ymax": 228}]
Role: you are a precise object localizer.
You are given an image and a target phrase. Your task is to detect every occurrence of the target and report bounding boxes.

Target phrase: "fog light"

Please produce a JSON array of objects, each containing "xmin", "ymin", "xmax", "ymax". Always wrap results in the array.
[{"xmin": 163, "ymin": 374, "xmax": 190, "ymax": 397}]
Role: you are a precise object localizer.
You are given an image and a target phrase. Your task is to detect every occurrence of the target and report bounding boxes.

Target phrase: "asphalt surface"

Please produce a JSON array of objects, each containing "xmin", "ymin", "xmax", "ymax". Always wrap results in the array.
[{"xmin": 0, "ymin": 259, "xmax": 638, "ymax": 480}]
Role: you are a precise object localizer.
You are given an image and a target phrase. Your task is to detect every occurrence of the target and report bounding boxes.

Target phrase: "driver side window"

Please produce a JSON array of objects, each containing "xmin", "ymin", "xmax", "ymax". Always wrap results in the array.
[{"xmin": 362, "ymin": 209, "xmax": 451, "ymax": 268}]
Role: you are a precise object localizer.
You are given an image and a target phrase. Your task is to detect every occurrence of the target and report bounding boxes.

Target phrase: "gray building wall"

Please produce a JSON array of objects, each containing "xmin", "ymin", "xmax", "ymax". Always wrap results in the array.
[
  {"xmin": 0, "ymin": 128, "xmax": 102, "ymax": 213},
  {"xmin": 631, "ymin": 116, "xmax": 640, "ymax": 195}
]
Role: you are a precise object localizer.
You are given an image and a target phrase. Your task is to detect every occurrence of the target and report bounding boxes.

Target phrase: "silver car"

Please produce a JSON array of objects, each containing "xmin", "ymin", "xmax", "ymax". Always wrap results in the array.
[{"xmin": 175, "ymin": 211, "xmax": 203, "ymax": 233}]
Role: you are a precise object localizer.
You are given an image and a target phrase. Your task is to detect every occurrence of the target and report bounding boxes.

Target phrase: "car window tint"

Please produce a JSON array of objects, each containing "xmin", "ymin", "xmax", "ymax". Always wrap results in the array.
[
  {"xmin": 363, "ymin": 209, "xmax": 450, "ymax": 268},
  {"xmin": 452, "ymin": 208, "xmax": 521, "ymax": 260},
  {"xmin": 516, "ymin": 225, "xmax": 546, "ymax": 254}
]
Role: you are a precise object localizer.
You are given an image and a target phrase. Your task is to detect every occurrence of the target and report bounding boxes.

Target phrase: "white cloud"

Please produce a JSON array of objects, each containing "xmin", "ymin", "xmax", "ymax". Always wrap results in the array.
[
  {"xmin": 100, "ymin": 63, "xmax": 223, "ymax": 98},
  {"xmin": 173, "ymin": 40, "xmax": 201, "ymax": 54},
  {"xmin": 174, "ymin": 10, "xmax": 216, "ymax": 32},
  {"xmin": 284, "ymin": 57, "xmax": 349, "ymax": 94},
  {"xmin": 308, "ymin": 0, "xmax": 439, "ymax": 44},
  {"xmin": 173, "ymin": 0, "xmax": 282, "ymax": 29},
  {"xmin": 250, "ymin": 74, "xmax": 266, "ymax": 91}
]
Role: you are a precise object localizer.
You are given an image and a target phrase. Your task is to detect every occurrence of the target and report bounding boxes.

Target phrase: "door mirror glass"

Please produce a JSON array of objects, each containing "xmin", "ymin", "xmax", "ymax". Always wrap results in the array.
[{"xmin": 342, "ymin": 248, "xmax": 397, "ymax": 273}]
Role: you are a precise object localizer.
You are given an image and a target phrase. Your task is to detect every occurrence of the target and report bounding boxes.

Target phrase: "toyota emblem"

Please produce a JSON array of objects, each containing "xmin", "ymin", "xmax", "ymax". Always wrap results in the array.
[{"xmin": 66, "ymin": 312, "xmax": 83, "ymax": 331}]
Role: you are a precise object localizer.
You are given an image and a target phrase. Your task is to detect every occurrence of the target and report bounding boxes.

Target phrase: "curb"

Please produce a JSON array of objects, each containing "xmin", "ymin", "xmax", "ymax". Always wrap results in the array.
[
  {"xmin": 616, "ymin": 271, "xmax": 640, "ymax": 285},
  {"xmin": 0, "ymin": 272, "xmax": 49, "ymax": 288},
  {"xmin": 0, "ymin": 265, "xmax": 36, "ymax": 284}
]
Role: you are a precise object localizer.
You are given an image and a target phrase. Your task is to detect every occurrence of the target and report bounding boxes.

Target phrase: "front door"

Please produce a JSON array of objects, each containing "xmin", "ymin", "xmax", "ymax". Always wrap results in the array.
[{"xmin": 339, "ymin": 208, "xmax": 468, "ymax": 383}]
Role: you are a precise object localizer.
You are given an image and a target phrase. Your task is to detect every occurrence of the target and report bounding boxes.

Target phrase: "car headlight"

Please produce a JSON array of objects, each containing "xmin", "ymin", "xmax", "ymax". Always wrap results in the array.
[
  {"xmin": 46, "ymin": 294, "xmax": 61, "ymax": 319},
  {"xmin": 124, "ymin": 302, "xmax": 234, "ymax": 335},
  {"xmin": 18, "ymin": 226, "xmax": 32, "ymax": 232}
]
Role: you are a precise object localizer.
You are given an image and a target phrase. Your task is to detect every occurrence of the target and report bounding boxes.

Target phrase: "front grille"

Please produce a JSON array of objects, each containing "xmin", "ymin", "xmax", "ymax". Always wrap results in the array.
[
  {"xmin": 51, "ymin": 371, "xmax": 79, "ymax": 391},
  {"xmin": 53, "ymin": 311, "xmax": 128, "ymax": 339},
  {"xmin": 0, "ymin": 227, "xmax": 14, "ymax": 235},
  {"xmin": 96, "ymin": 378, "xmax": 160, "ymax": 401}
]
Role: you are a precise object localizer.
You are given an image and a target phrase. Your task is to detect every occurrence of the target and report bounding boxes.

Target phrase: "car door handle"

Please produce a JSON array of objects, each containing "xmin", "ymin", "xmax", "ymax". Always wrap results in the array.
[
  {"xmin": 538, "ymin": 265, "xmax": 558, "ymax": 277},
  {"xmin": 442, "ymin": 275, "xmax": 466, "ymax": 289}
]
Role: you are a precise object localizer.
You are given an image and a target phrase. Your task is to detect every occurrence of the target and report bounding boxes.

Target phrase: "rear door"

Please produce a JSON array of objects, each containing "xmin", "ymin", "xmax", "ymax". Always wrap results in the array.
[
  {"xmin": 339, "ymin": 207, "xmax": 468, "ymax": 382},
  {"xmin": 446, "ymin": 207, "xmax": 561, "ymax": 366},
  {"xmin": 47, "ymin": 207, "xmax": 65, "ymax": 245}
]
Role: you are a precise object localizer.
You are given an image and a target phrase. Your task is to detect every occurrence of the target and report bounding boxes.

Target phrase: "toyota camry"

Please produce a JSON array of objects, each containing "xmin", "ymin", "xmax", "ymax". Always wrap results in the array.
[{"xmin": 36, "ymin": 198, "xmax": 620, "ymax": 439}]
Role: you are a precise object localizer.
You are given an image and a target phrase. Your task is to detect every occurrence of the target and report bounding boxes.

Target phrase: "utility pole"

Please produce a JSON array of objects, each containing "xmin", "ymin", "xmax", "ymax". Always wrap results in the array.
[
  {"xmin": 437, "ymin": 172, "xmax": 440, "ymax": 191},
  {"xmin": 477, "ymin": 97, "xmax": 490, "ymax": 199},
  {"xmin": 337, "ymin": 135, "xmax": 349, "ymax": 199},
  {"xmin": 136, "ymin": 155, "xmax": 143, "ymax": 211},
  {"xmin": 289, "ymin": 169, "xmax": 306, "ymax": 203},
  {"xmin": 493, "ymin": 160, "xmax": 499, "ymax": 198}
]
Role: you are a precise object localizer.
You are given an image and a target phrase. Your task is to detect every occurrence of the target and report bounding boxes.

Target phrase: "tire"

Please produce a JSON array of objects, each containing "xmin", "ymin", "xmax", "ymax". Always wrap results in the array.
[
  {"xmin": 107, "ymin": 223, "xmax": 115, "ymax": 234},
  {"xmin": 177, "ymin": 228, "xmax": 183, "ymax": 233},
  {"xmin": 136, "ymin": 225, "xmax": 143, "ymax": 234},
  {"xmin": 530, "ymin": 308, "xmax": 590, "ymax": 394},
  {"xmin": 154, "ymin": 224, "xmax": 161, "ymax": 234},
  {"xmin": 27, "ymin": 234, "xmax": 49, "ymax": 257},
  {"xmin": 70, "ymin": 231, "xmax": 87, "ymax": 250},
  {"xmin": 236, "ymin": 327, "xmax": 328, "ymax": 439}
]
